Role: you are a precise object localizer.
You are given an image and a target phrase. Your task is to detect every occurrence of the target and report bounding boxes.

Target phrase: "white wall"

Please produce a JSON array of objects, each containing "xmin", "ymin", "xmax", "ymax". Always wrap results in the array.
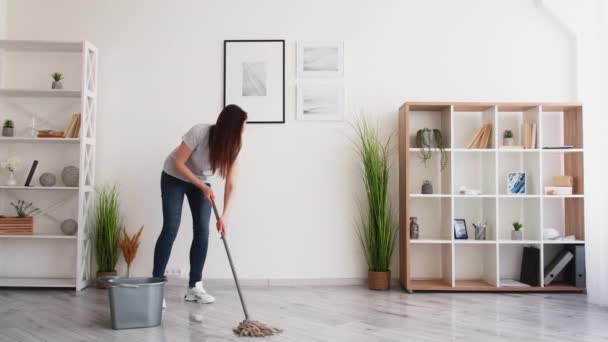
[{"xmin": 3, "ymin": 0, "xmax": 605, "ymax": 295}]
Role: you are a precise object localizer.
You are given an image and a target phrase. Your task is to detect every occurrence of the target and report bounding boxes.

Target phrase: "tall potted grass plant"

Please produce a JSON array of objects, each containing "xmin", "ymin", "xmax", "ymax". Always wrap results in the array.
[
  {"xmin": 93, "ymin": 185, "xmax": 122, "ymax": 288},
  {"xmin": 355, "ymin": 119, "xmax": 398, "ymax": 290}
]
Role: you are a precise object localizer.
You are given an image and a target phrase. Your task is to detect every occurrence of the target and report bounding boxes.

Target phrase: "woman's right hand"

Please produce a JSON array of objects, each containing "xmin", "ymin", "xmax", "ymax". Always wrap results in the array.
[{"xmin": 200, "ymin": 183, "xmax": 215, "ymax": 203}]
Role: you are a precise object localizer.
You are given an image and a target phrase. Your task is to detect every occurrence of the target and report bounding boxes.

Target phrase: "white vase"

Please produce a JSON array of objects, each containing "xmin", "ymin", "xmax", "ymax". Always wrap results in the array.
[
  {"xmin": 6, "ymin": 170, "xmax": 17, "ymax": 186},
  {"xmin": 503, "ymin": 138, "xmax": 514, "ymax": 146},
  {"xmin": 511, "ymin": 230, "xmax": 523, "ymax": 240}
]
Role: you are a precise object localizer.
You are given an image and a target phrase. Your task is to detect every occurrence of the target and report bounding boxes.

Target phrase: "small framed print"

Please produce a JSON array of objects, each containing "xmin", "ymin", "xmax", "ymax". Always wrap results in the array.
[
  {"xmin": 507, "ymin": 172, "xmax": 527, "ymax": 194},
  {"xmin": 296, "ymin": 81, "xmax": 345, "ymax": 121},
  {"xmin": 454, "ymin": 219, "xmax": 468, "ymax": 240},
  {"xmin": 297, "ymin": 41, "xmax": 344, "ymax": 77}
]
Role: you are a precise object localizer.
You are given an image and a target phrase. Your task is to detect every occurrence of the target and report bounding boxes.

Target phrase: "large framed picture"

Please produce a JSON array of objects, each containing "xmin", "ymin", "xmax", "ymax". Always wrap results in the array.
[
  {"xmin": 296, "ymin": 80, "xmax": 345, "ymax": 121},
  {"xmin": 507, "ymin": 172, "xmax": 527, "ymax": 194},
  {"xmin": 297, "ymin": 41, "xmax": 344, "ymax": 77},
  {"xmin": 224, "ymin": 40, "xmax": 285, "ymax": 124},
  {"xmin": 454, "ymin": 219, "xmax": 468, "ymax": 240}
]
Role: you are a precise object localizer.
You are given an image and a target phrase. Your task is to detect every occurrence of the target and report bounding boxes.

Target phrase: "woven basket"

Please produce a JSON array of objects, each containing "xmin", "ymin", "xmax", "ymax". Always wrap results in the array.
[
  {"xmin": 0, "ymin": 217, "xmax": 33, "ymax": 235},
  {"xmin": 368, "ymin": 270, "xmax": 391, "ymax": 291}
]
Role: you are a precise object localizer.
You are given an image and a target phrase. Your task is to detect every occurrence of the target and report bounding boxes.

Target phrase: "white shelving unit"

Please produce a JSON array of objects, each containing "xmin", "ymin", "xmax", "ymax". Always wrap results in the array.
[
  {"xmin": 0, "ymin": 40, "xmax": 97, "ymax": 291},
  {"xmin": 399, "ymin": 102, "xmax": 585, "ymax": 292}
]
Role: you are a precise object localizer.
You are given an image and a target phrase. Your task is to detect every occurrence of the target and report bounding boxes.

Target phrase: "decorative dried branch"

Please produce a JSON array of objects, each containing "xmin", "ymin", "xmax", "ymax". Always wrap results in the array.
[{"xmin": 119, "ymin": 225, "xmax": 144, "ymax": 277}]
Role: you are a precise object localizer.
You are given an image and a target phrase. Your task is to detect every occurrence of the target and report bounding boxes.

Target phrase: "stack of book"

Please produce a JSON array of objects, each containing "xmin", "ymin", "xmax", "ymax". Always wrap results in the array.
[
  {"xmin": 522, "ymin": 122, "xmax": 537, "ymax": 149},
  {"xmin": 467, "ymin": 124, "xmax": 492, "ymax": 149},
  {"xmin": 63, "ymin": 113, "xmax": 81, "ymax": 138}
]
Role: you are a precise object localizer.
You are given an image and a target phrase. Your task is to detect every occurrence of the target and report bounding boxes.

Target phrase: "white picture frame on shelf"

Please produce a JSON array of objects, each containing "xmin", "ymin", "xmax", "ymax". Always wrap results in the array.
[
  {"xmin": 507, "ymin": 172, "xmax": 527, "ymax": 194},
  {"xmin": 297, "ymin": 41, "xmax": 344, "ymax": 77},
  {"xmin": 296, "ymin": 81, "xmax": 345, "ymax": 121}
]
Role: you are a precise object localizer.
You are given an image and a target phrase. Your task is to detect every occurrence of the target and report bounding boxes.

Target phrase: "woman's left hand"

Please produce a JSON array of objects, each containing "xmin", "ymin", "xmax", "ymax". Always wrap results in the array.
[{"xmin": 217, "ymin": 215, "xmax": 227, "ymax": 235}]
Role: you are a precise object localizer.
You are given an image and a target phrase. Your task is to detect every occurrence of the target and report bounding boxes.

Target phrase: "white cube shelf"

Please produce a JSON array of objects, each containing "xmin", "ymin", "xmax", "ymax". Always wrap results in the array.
[{"xmin": 400, "ymin": 102, "xmax": 585, "ymax": 292}]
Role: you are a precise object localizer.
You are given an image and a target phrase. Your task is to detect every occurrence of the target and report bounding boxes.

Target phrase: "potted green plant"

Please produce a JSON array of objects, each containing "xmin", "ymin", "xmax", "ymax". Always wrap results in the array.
[
  {"xmin": 355, "ymin": 119, "xmax": 398, "ymax": 290},
  {"xmin": 0, "ymin": 200, "xmax": 39, "ymax": 235},
  {"xmin": 415, "ymin": 128, "xmax": 447, "ymax": 171},
  {"xmin": 93, "ymin": 185, "xmax": 122, "ymax": 288},
  {"xmin": 51, "ymin": 72, "xmax": 63, "ymax": 89},
  {"xmin": 2, "ymin": 120, "xmax": 14, "ymax": 137},
  {"xmin": 503, "ymin": 130, "xmax": 514, "ymax": 146},
  {"xmin": 511, "ymin": 221, "xmax": 523, "ymax": 240}
]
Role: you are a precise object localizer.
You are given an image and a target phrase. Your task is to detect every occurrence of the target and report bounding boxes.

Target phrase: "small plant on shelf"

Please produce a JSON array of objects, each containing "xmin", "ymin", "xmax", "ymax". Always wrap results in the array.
[
  {"xmin": 1, "ymin": 157, "xmax": 21, "ymax": 186},
  {"xmin": 51, "ymin": 72, "xmax": 63, "ymax": 89},
  {"xmin": 415, "ymin": 128, "xmax": 447, "ymax": 171},
  {"xmin": 2, "ymin": 119, "xmax": 14, "ymax": 137},
  {"xmin": 511, "ymin": 221, "xmax": 523, "ymax": 240},
  {"xmin": 10, "ymin": 200, "xmax": 39, "ymax": 217},
  {"xmin": 503, "ymin": 130, "xmax": 514, "ymax": 146}
]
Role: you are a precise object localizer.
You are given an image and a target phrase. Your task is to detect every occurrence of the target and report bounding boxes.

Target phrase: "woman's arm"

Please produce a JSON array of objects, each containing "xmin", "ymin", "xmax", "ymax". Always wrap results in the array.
[
  {"xmin": 173, "ymin": 142, "xmax": 214, "ymax": 202},
  {"xmin": 217, "ymin": 161, "xmax": 239, "ymax": 234}
]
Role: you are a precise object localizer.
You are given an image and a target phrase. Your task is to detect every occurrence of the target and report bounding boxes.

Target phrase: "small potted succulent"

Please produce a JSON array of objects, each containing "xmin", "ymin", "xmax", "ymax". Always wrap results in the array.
[
  {"xmin": 421, "ymin": 180, "xmax": 433, "ymax": 194},
  {"xmin": 51, "ymin": 72, "xmax": 63, "ymax": 89},
  {"xmin": 503, "ymin": 130, "xmax": 514, "ymax": 146},
  {"xmin": 511, "ymin": 221, "xmax": 523, "ymax": 240},
  {"xmin": 2, "ymin": 120, "xmax": 14, "ymax": 137}
]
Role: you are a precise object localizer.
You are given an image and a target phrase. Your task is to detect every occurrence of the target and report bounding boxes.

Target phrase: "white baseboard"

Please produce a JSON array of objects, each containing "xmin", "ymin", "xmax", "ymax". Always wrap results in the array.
[
  {"xmin": 165, "ymin": 277, "xmax": 366, "ymax": 287},
  {"xmin": 164, "ymin": 277, "xmax": 401, "ymax": 288}
]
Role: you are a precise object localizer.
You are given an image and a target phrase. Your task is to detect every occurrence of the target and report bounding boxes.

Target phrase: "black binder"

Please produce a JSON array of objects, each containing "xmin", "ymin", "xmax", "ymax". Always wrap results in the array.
[
  {"xmin": 566, "ymin": 245, "xmax": 586, "ymax": 289},
  {"xmin": 520, "ymin": 246, "xmax": 540, "ymax": 286}
]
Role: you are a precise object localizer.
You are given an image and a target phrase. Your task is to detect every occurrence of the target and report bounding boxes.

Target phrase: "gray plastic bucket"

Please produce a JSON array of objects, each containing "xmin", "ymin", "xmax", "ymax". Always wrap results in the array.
[{"xmin": 105, "ymin": 277, "xmax": 167, "ymax": 330}]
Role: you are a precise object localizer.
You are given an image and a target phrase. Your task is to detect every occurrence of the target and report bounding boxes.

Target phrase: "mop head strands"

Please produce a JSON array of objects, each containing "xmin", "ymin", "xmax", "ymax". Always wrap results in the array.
[{"xmin": 233, "ymin": 319, "xmax": 283, "ymax": 337}]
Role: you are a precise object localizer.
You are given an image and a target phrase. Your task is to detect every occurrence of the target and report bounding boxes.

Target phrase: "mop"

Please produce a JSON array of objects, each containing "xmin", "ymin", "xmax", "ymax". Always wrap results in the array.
[{"xmin": 211, "ymin": 200, "xmax": 283, "ymax": 337}]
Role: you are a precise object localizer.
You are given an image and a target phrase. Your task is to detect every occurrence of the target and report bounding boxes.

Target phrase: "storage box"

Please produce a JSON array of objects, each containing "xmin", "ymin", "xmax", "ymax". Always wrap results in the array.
[
  {"xmin": 553, "ymin": 176, "xmax": 573, "ymax": 187},
  {"xmin": 0, "ymin": 217, "xmax": 33, "ymax": 235},
  {"xmin": 544, "ymin": 186, "xmax": 573, "ymax": 195}
]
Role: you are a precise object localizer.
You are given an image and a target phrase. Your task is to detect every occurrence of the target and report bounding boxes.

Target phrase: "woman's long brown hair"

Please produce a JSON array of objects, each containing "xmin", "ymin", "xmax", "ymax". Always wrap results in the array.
[{"xmin": 208, "ymin": 104, "xmax": 247, "ymax": 178}]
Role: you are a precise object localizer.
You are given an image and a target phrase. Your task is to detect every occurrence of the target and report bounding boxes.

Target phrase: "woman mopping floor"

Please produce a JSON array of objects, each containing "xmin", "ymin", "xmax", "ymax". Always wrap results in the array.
[
  {"xmin": 152, "ymin": 104, "xmax": 281, "ymax": 337},
  {"xmin": 152, "ymin": 104, "xmax": 246, "ymax": 306}
]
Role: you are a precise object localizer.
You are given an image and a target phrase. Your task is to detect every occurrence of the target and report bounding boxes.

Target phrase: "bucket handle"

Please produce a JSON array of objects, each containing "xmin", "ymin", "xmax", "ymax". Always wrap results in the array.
[{"xmin": 117, "ymin": 283, "xmax": 140, "ymax": 288}]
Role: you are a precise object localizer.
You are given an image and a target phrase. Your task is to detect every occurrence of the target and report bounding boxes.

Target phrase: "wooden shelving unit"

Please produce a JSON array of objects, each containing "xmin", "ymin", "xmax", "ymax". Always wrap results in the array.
[
  {"xmin": 399, "ymin": 102, "xmax": 585, "ymax": 292},
  {"xmin": 0, "ymin": 40, "xmax": 97, "ymax": 291}
]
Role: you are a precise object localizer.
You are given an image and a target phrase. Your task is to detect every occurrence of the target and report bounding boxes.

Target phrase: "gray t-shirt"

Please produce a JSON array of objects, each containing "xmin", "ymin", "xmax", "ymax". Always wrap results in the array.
[{"xmin": 163, "ymin": 124, "xmax": 213, "ymax": 181}]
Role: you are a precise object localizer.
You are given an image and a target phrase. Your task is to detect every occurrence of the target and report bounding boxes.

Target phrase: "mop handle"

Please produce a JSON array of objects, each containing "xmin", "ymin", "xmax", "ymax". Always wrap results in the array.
[{"xmin": 211, "ymin": 200, "xmax": 250, "ymax": 321}]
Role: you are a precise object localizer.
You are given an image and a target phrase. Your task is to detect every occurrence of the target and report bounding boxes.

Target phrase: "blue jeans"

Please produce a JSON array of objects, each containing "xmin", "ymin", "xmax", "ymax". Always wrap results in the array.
[{"xmin": 153, "ymin": 171, "xmax": 211, "ymax": 287}]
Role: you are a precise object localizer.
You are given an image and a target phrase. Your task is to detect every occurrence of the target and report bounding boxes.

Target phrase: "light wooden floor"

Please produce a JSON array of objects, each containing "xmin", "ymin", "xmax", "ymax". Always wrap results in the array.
[{"xmin": 1, "ymin": 283, "xmax": 607, "ymax": 341}]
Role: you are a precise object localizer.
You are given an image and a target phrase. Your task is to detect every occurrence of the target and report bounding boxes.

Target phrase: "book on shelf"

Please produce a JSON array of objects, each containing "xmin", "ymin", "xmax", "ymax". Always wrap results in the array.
[
  {"xmin": 63, "ymin": 113, "xmax": 81, "ymax": 138},
  {"xmin": 522, "ymin": 122, "xmax": 537, "ymax": 149},
  {"xmin": 24, "ymin": 160, "xmax": 38, "ymax": 187},
  {"xmin": 467, "ymin": 124, "xmax": 492, "ymax": 149}
]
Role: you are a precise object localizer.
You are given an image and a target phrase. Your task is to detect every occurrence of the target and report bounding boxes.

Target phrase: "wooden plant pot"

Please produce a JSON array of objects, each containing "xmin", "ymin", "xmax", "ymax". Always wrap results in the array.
[
  {"xmin": 96, "ymin": 270, "xmax": 117, "ymax": 289},
  {"xmin": 0, "ymin": 217, "xmax": 33, "ymax": 235},
  {"xmin": 368, "ymin": 270, "xmax": 391, "ymax": 291}
]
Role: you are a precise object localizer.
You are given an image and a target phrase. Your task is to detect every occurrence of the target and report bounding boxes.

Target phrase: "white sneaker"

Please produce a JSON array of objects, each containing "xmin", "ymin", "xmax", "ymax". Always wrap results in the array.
[{"xmin": 184, "ymin": 282, "xmax": 215, "ymax": 304}]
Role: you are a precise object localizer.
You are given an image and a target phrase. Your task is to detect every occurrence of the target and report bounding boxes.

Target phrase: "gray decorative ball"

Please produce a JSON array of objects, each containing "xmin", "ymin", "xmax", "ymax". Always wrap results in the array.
[
  {"xmin": 61, "ymin": 166, "xmax": 79, "ymax": 187},
  {"xmin": 61, "ymin": 219, "xmax": 78, "ymax": 236},
  {"xmin": 39, "ymin": 172, "xmax": 57, "ymax": 187}
]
